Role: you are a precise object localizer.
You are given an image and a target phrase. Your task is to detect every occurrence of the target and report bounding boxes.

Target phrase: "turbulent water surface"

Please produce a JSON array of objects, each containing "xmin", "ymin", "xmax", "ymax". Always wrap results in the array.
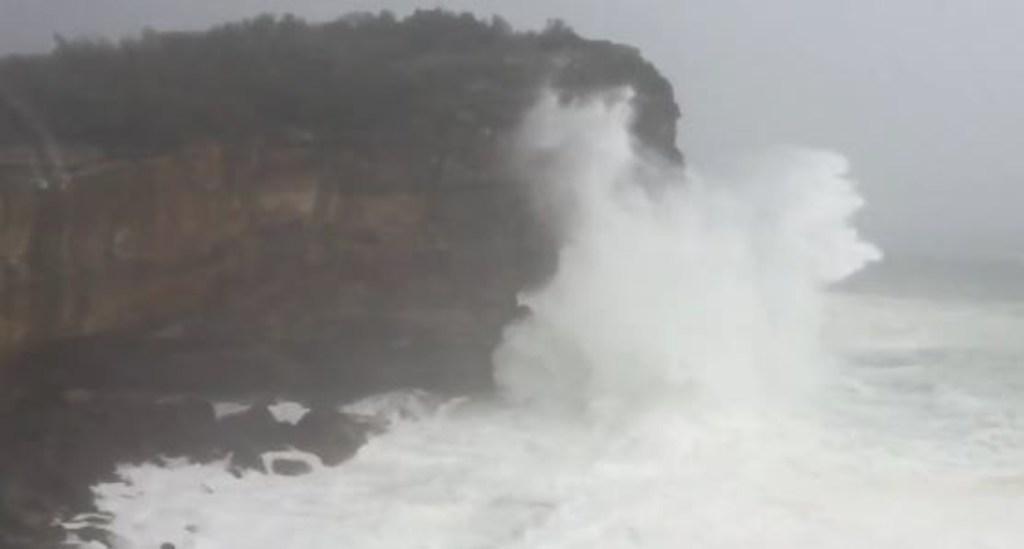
[{"xmin": 67, "ymin": 92, "xmax": 1024, "ymax": 548}]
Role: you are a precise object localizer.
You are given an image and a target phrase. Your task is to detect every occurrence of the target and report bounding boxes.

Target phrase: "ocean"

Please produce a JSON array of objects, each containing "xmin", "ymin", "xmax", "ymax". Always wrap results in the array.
[{"xmin": 64, "ymin": 91, "xmax": 1024, "ymax": 549}]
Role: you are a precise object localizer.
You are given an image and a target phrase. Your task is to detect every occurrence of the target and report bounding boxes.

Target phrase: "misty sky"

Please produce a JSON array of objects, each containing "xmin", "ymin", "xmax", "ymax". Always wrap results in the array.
[{"xmin": 2, "ymin": 0, "xmax": 1022, "ymax": 260}]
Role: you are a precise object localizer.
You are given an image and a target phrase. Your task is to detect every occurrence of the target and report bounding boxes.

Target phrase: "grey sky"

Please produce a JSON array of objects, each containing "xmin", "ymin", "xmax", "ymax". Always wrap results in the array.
[{"xmin": 2, "ymin": 0, "xmax": 1022, "ymax": 259}]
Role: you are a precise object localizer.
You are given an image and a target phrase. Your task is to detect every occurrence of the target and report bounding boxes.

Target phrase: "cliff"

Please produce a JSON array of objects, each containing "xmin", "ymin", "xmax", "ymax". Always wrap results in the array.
[{"xmin": 0, "ymin": 11, "xmax": 681, "ymax": 401}]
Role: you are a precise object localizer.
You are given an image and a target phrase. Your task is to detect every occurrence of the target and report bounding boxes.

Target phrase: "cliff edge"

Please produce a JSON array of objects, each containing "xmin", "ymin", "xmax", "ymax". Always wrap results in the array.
[{"xmin": 0, "ymin": 10, "xmax": 681, "ymax": 400}]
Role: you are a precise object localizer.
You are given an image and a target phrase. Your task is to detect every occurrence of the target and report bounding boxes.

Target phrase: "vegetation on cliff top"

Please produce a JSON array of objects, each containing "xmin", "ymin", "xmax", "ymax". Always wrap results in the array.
[{"xmin": 0, "ymin": 10, "xmax": 680, "ymax": 160}]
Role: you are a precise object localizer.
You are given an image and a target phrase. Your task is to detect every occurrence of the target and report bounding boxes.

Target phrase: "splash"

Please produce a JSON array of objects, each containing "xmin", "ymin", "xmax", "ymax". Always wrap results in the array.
[
  {"xmin": 64, "ymin": 91, "xmax": 1024, "ymax": 549},
  {"xmin": 494, "ymin": 89, "xmax": 881, "ymax": 417}
]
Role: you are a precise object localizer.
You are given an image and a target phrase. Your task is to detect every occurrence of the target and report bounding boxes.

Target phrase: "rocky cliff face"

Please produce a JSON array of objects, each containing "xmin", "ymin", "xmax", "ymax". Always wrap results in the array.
[
  {"xmin": 0, "ymin": 12, "xmax": 681, "ymax": 402},
  {"xmin": 1, "ymin": 140, "xmax": 500, "ymax": 397},
  {"xmin": 0, "ymin": 14, "xmax": 684, "ymax": 546}
]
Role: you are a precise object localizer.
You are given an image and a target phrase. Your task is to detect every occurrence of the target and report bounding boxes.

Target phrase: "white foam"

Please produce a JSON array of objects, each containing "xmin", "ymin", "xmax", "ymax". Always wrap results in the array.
[
  {"xmin": 72, "ymin": 380, "xmax": 1024, "ymax": 548},
  {"xmin": 340, "ymin": 389, "xmax": 455, "ymax": 427},
  {"xmin": 212, "ymin": 401, "xmax": 252, "ymax": 420},
  {"xmin": 65, "ymin": 92, "xmax": 1024, "ymax": 548},
  {"xmin": 267, "ymin": 401, "xmax": 310, "ymax": 425},
  {"xmin": 494, "ymin": 90, "xmax": 879, "ymax": 417}
]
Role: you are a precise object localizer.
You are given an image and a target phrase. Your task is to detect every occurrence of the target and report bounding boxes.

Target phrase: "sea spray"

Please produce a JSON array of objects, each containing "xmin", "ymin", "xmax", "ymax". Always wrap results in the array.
[
  {"xmin": 494, "ymin": 89, "xmax": 881, "ymax": 417},
  {"xmin": 65, "ymin": 91, "xmax": 1024, "ymax": 549}
]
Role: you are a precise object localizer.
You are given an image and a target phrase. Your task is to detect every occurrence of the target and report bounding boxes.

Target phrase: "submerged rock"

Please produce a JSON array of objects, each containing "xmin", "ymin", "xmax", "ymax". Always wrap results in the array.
[
  {"xmin": 292, "ymin": 407, "xmax": 368, "ymax": 466},
  {"xmin": 0, "ymin": 9, "xmax": 684, "ymax": 548},
  {"xmin": 269, "ymin": 458, "xmax": 314, "ymax": 477},
  {"xmin": 0, "ymin": 392, "xmax": 373, "ymax": 545}
]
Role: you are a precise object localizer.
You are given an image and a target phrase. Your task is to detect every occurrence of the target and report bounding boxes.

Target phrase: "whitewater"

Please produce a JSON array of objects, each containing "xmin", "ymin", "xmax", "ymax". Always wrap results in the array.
[{"xmin": 67, "ymin": 91, "xmax": 1024, "ymax": 548}]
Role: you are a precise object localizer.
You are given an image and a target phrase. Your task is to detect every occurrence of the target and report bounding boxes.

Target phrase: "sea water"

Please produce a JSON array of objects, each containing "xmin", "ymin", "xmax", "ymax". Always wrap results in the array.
[{"xmin": 66, "ymin": 91, "xmax": 1024, "ymax": 549}]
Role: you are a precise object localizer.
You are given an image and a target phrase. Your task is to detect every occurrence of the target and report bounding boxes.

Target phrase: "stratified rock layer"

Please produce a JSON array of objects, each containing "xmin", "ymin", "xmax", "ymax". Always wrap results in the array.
[
  {"xmin": 0, "ymin": 13, "xmax": 681, "ymax": 400},
  {"xmin": 0, "ymin": 12, "xmax": 682, "ymax": 547}
]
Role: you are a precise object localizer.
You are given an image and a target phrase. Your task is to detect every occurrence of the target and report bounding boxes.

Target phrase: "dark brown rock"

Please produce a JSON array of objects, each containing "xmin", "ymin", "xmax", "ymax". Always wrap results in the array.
[
  {"xmin": 220, "ymin": 405, "xmax": 288, "ymax": 473},
  {"xmin": 0, "ymin": 14, "xmax": 681, "ymax": 398},
  {"xmin": 0, "ymin": 12, "xmax": 684, "ymax": 546},
  {"xmin": 292, "ymin": 407, "xmax": 369, "ymax": 467},
  {"xmin": 270, "ymin": 458, "xmax": 314, "ymax": 476},
  {"xmin": 0, "ymin": 393, "xmax": 379, "ymax": 545}
]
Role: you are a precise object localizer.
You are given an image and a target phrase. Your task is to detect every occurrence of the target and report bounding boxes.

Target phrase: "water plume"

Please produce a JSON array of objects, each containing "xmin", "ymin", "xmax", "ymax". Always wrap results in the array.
[
  {"xmin": 66, "ymin": 90, "xmax": 1024, "ymax": 549},
  {"xmin": 494, "ymin": 89, "xmax": 882, "ymax": 417}
]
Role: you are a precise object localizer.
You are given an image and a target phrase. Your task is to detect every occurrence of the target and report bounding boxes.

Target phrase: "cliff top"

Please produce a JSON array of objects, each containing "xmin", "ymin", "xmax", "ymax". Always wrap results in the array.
[{"xmin": 0, "ymin": 10, "xmax": 681, "ymax": 162}]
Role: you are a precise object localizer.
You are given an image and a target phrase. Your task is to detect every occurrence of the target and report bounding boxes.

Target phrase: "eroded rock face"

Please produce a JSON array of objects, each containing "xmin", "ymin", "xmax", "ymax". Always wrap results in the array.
[
  {"xmin": 0, "ymin": 138, "xmax": 526, "ymax": 397},
  {"xmin": 0, "ymin": 14, "xmax": 683, "ymax": 546},
  {"xmin": 0, "ymin": 16, "xmax": 681, "ymax": 402}
]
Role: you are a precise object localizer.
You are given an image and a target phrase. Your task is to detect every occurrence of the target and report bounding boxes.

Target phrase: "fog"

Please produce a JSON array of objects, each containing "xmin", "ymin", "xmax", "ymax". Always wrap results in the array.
[
  {"xmin": 2, "ymin": 0, "xmax": 1022, "ymax": 260},
  {"xmin": 83, "ymin": 94, "xmax": 1024, "ymax": 549}
]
